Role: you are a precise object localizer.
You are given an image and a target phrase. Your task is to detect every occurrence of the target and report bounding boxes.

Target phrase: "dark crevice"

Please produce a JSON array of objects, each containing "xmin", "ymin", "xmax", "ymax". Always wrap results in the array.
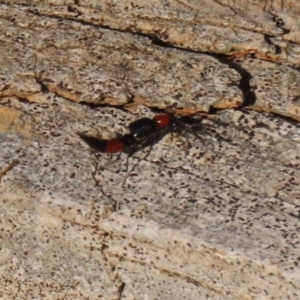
[
  {"xmin": 147, "ymin": 105, "xmax": 200, "ymax": 116},
  {"xmin": 35, "ymin": 76, "xmax": 71, "ymax": 100},
  {"xmin": 117, "ymin": 282, "xmax": 126, "ymax": 300},
  {"xmin": 234, "ymin": 107, "xmax": 251, "ymax": 115},
  {"xmin": 264, "ymin": 35, "xmax": 282, "ymax": 55},
  {"xmin": 212, "ymin": 54, "xmax": 256, "ymax": 107},
  {"xmin": 281, "ymin": 27, "xmax": 291, "ymax": 35},
  {"xmin": 25, "ymin": 5, "xmax": 258, "ymax": 110},
  {"xmin": 78, "ymin": 92, "xmax": 135, "ymax": 111},
  {"xmin": 67, "ymin": 6, "xmax": 78, "ymax": 13},
  {"xmin": 16, "ymin": 96, "xmax": 33, "ymax": 105},
  {"xmin": 35, "ymin": 77, "xmax": 49, "ymax": 93},
  {"xmin": 207, "ymin": 106, "xmax": 220, "ymax": 115},
  {"xmin": 131, "ymin": 29, "xmax": 203, "ymax": 54},
  {"xmin": 26, "ymin": 7, "xmax": 135, "ymax": 36},
  {"xmin": 126, "ymin": 93, "xmax": 135, "ymax": 105},
  {"xmin": 24, "ymin": 5, "xmax": 202, "ymax": 54},
  {"xmin": 148, "ymin": 106, "xmax": 174, "ymax": 114},
  {"xmin": 148, "ymin": 36, "xmax": 174, "ymax": 48},
  {"xmin": 78, "ymin": 101, "xmax": 109, "ymax": 109},
  {"xmin": 78, "ymin": 100, "xmax": 130, "ymax": 114}
]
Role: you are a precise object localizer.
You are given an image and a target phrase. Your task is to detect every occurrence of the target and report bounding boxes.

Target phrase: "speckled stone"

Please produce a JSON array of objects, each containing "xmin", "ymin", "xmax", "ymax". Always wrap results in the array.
[{"xmin": 1, "ymin": 1, "xmax": 300, "ymax": 300}]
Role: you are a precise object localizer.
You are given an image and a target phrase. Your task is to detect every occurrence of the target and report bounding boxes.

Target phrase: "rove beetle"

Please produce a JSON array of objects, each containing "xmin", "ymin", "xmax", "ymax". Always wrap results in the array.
[
  {"xmin": 78, "ymin": 114, "xmax": 186, "ymax": 155},
  {"xmin": 78, "ymin": 114, "xmax": 216, "ymax": 185}
]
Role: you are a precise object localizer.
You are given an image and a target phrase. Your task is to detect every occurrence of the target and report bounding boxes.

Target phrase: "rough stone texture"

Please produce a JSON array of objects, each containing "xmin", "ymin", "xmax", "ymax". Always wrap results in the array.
[{"xmin": 0, "ymin": 1, "xmax": 300, "ymax": 299}]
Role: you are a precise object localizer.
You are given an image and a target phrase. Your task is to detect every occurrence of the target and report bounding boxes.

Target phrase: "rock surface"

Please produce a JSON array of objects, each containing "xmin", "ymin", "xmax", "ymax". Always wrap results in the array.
[{"xmin": 0, "ymin": 1, "xmax": 300, "ymax": 299}]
